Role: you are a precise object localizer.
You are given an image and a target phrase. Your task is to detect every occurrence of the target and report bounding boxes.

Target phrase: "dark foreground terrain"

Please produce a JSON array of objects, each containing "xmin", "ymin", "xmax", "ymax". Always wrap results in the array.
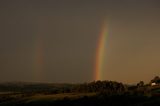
[{"xmin": 0, "ymin": 81, "xmax": 160, "ymax": 106}]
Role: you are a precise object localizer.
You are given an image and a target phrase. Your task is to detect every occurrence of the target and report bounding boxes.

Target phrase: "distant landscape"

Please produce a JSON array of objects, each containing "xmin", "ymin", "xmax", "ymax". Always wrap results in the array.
[
  {"xmin": 1, "ymin": 0, "xmax": 160, "ymax": 106},
  {"xmin": 0, "ymin": 76, "xmax": 160, "ymax": 106}
]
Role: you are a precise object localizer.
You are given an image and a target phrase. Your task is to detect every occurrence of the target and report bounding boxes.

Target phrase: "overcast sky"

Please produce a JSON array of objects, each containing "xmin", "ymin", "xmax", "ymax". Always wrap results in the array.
[{"xmin": 0, "ymin": 0, "xmax": 160, "ymax": 84}]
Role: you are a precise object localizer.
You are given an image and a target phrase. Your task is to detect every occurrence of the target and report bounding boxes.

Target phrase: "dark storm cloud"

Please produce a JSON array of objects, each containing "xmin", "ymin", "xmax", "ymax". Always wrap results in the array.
[{"xmin": 0, "ymin": 0, "xmax": 160, "ymax": 83}]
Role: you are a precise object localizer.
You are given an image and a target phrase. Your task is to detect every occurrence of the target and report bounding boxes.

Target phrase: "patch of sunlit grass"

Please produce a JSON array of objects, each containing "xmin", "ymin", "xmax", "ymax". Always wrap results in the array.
[{"xmin": 26, "ymin": 93, "xmax": 97, "ymax": 103}]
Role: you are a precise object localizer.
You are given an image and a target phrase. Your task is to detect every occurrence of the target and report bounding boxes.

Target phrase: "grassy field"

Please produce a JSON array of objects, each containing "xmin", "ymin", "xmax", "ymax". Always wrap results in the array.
[
  {"xmin": 1, "ymin": 82, "xmax": 160, "ymax": 105},
  {"xmin": 26, "ymin": 92, "xmax": 97, "ymax": 103},
  {"xmin": 0, "ymin": 92, "xmax": 97, "ymax": 105}
]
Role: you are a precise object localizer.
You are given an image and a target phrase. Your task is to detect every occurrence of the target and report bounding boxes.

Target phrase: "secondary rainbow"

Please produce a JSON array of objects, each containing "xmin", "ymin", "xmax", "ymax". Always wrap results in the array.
[
  {"xmin": 33, "ymin": 34, "xmax": 44, "ymax": 81},
  {"xmin": 95, "ymin": 22, "xmax": 108, "ymax": 80}
]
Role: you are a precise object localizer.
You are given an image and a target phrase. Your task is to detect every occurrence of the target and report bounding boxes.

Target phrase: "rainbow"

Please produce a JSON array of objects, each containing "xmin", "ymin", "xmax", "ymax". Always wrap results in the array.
[
  {"xmin": 32, "ymin": 21, "xmax": 46, "ymax": 82},
  {"xmin": 95, "ymin": 22, "xmax": 108, "ymax": 81},
  {"xmin": 33, "ymin": 35, "xmax": 44, "ymax": 81}
]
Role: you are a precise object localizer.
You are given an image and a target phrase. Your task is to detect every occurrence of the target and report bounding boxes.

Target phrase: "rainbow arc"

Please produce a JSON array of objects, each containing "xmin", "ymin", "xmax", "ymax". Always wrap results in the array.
[{"xmin": 95, "ymin": 22, "xmax": 108, "ymax": 80}]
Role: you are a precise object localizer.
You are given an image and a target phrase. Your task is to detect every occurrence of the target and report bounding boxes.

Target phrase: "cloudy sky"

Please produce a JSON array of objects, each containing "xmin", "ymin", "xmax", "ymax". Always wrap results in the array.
[{"xmin": 0, "ymin": 0, "xmax": 160, "ymax": 84}]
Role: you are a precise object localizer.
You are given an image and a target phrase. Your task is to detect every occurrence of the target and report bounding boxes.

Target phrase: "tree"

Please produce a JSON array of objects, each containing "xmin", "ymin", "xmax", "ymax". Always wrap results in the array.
[
  {"xmin": 137, "ymin": 81, "xmax": 144, "ymax": 87},
  {"xmin": 151, "ymin": 76, "xmax": 160, "ymax": 84}
]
